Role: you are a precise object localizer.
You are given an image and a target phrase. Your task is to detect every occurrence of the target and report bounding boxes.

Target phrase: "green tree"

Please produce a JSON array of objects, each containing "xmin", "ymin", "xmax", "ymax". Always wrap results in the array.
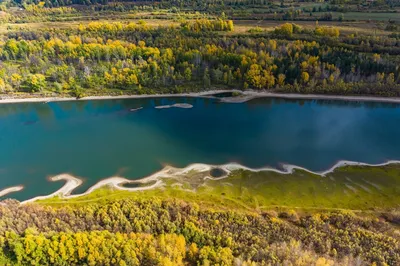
[
  {"xmin": 184, "ymin": 68, "xmax": 192, "ymax": 81},
  {"xmin": 26, "ymin": 74, "xmax": 46, "ymax": 92},
  {"xmin": 203, "ymin": 68, "xmax": 211, "ymax": 88}
]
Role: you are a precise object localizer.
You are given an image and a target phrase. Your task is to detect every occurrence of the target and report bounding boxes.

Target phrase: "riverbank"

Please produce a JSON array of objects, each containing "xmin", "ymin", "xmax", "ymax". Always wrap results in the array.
[
  {"xmin": 4, "ymin": 160, "xmax": 398, "ymax": 211},
  {"xmin": 26, "ymin": 160, "xmax": 400, "ymax": 212},
  {"xmin": 20, "ymin": 164, "xmax": 214, "ymax": 204},
  {"xmin": 2, "ymin": 90, "xmax": 400, "ymax": 104},
  {"xmin": 0, "ymin": 90, "xmax": 230, "ymax": 104}
]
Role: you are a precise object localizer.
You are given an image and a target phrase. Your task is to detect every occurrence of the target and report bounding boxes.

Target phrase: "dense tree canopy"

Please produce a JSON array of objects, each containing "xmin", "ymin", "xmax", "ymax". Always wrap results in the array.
[{"xmin": 0, "ymin": 198, "xmax": 399, "ymax": 265}]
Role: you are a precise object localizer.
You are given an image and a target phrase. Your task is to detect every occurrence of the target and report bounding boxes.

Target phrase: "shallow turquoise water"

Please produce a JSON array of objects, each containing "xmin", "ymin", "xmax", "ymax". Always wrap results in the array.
[{"xmin": 1, "ymin": 97, "xmax": 400, "ymax": 201}]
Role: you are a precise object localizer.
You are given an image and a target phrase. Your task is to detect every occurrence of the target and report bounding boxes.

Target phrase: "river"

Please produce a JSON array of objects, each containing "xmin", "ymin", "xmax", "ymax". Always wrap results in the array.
[{"xmin": 1, "ymin": 96, "xmax": 400, "ymax": 200}]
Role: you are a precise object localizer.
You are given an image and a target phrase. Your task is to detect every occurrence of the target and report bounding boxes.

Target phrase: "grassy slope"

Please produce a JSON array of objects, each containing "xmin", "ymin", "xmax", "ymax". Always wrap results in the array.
[{"xmin": 37, "ymin": 164, "xmax": 400, "ymax": 213}]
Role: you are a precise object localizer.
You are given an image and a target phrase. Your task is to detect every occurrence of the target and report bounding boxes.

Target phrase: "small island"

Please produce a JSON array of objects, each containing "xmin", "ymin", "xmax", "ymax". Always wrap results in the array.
[{"xmin": 155, "ymin": 103, "xmax": 194, "ymax": 109}]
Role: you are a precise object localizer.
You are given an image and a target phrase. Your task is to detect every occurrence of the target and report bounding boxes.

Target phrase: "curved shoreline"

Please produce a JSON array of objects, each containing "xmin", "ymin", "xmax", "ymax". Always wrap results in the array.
[
  {"xmin": 4, "ymin": 159, "xmax": 398, "ymax": 204},
  {"xmin": 21, "ymin": 174, "xmax": 82, "ymax": 204},
  {"xmin": 2, "ymin": 90, "xmax": 400, "ymax": 104},
  {"xmin": 20, "ymin": 164, "xmax": 212, "ymax": 204}
]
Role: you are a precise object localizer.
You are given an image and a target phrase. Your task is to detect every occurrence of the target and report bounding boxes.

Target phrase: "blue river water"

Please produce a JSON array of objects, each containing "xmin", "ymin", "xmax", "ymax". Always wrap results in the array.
[{"xmin": 1, "ymin": 96, "xmax": 400, "ymax": 201}]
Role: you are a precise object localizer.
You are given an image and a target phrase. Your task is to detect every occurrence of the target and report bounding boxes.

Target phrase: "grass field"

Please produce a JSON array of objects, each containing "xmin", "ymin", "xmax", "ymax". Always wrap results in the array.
[
  {"xmin": 234, "ymin": 20, "xmax": 391, "ymax": 35},
  {"xmin": 0, "ymin": 15, "xmax": 390, "ymax": 38},
  {"xmin": 37, "ymin": 164, "xmax": 400, "ymax": 213},
  {"xmin": 0, "ymin": 18, "xmax": 179, "ymax": 33},
  {"xmin": 0, "ymin": 5, "xmax": 393, "ymax": 37}
]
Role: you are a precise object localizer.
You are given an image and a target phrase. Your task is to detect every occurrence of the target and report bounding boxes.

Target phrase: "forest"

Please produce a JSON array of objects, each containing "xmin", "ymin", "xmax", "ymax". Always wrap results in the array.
[
  {"xmin": 0, "ymin": 19, "xmax": 399, "ymax": 98},
  {"xmin": 0, "ymin": 197, "xmax": 399, "ymax": 265}
]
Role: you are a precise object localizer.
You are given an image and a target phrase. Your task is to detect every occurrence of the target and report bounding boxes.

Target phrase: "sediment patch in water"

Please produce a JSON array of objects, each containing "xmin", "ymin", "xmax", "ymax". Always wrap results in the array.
[{"xmin": 155, "ymin": 103, "xmax": 193, "ymax": 109}]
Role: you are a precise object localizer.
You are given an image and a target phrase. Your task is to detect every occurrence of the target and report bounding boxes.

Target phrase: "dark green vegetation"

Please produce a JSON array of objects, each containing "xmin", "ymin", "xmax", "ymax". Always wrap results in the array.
[
  {"xmin": 1, "ymin": 0, "xmax": 399, "ymax": 23},
  {"xmin": 0, "ymin": 199, "xmax": 399, "ymax": 265},
  {"xmin": 1, "ymin": 164, "xmax": 399, "ymax": 265}
]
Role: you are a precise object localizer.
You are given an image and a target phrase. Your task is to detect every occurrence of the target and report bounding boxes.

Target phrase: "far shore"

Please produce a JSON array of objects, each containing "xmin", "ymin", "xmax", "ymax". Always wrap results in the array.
[
  {"xmin": 2, "ymin": 90, "xmax": 400, "ymax": 104},
  {"xmin": 0, "ymin": 90, "xmax": 227, "ymax": 104}
]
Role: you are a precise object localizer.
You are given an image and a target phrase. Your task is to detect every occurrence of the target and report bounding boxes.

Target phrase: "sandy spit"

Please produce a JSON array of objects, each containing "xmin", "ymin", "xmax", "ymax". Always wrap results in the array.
[
  {"xmin": 22, "ymin": 174, "xmax": 83, "ymax": 204},
  {"xmin": 155, "ymin": 103, "xmax": 193, "ymax": 109},
  {"xmin": 0, "ymin": 186, "xmax": 24, "ymax": 198}
]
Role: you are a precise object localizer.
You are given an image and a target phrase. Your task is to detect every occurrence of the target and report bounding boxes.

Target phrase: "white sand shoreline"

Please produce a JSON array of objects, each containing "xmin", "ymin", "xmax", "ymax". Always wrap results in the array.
[
  {"xmin": 2, "ymin": 159, "xmax": 396, "ymax": 204},
  {"xmin": 20, "ymin": 164, "xmax": 208, "ymax": 204},
  {"xmin": 2, "ymin": 90, "xmax": 400, "ymax": 104},
  {"xmin": 0, "ymin": 90, "xmax": 228, "ymax": 104}
]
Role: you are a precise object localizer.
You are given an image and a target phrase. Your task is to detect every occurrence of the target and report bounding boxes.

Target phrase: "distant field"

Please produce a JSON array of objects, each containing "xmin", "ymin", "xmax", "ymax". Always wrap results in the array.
[
  {"xmin": 313, "ymin": 11, "xmax": 400, "ymax": 22},
  {"xmin": 39, "ymin": 164, "xmax": 400, "ymax": 212},
  {"xmin": 233, "ymin": 20, "xmax": 389, "ymax": 35},
  {"xmin": 0, "ymin": 18, "xmax": 179, "ymax": 33}
]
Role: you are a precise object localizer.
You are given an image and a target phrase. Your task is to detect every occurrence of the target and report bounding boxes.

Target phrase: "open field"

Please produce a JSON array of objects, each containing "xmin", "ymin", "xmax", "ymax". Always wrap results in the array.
[
  {"xmin": 0, "ymin": 15, "xmax": 391, "ymax": 37},
  {"xmin": 37, "ymin": 164, "xmax": 400, "ymax": 213},
  {"xmin": 0, "ymin": 18, "xmax": 179, "ymax": 33},
  {"xmin": 0, "ymin": 5, "xmax": 395, "ymax": 37},
  {"xmin": 233, "ymin": 19, "xmax": 391, "ymax": 35}
]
